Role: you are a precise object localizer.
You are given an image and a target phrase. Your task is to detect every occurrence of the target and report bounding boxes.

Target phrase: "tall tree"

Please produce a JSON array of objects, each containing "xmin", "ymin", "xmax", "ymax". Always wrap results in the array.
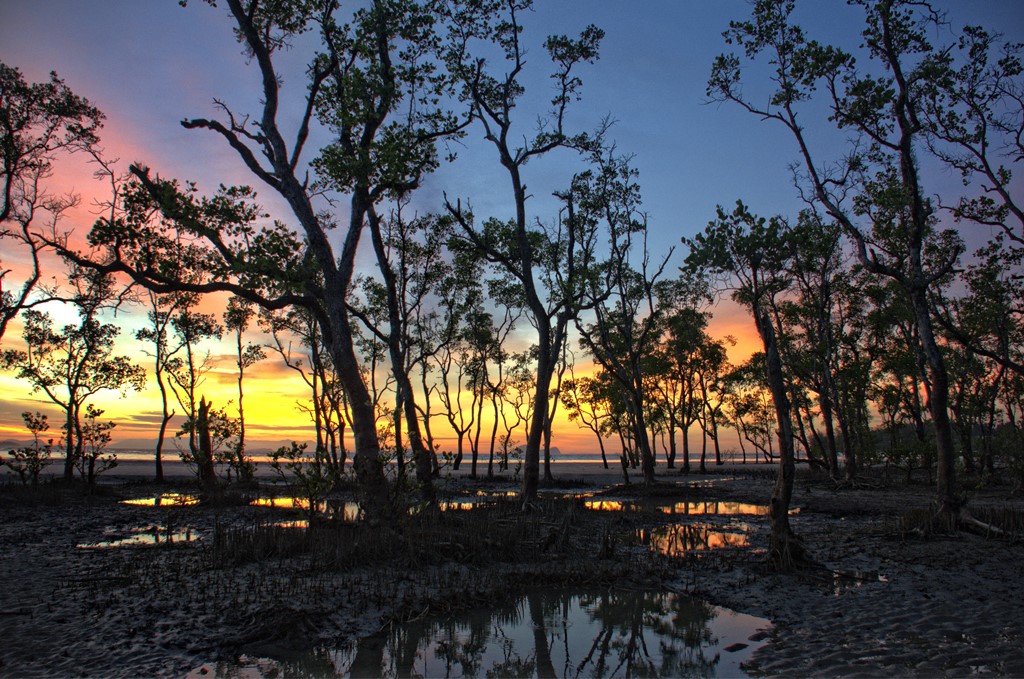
[
  {"xmin": 561, "ymin": 370, "xmax": 611, "ymax": 469},
  {"xmin": 224, "ymin": 295, "xmax": 264, "ymax": 482},
  {"xmin": 166, "ymin": 296, "xmax": 223, "ymax": 486},
  {"xmin": 709, "ymin": 0, "xmax": 966, "ymax": 515},
  {"xmin": 261, "ymin": 304, "xmax": 350, "ymax": 477},
  {"xmin": 686, "ymin": 202, "xmax": 806, "ymax": 567},
  {"xmin": 136, "ymin": 289, "xmax": 186, "ymax": 482},
  {"xmin": 781, "ymin": 212, "xmax": 849, "ymax": 479},
  {"xmin": 441, "ymin": 0, "xmax": 603, "ymax": 503},
  {"xmin": 574, "ymin": 152, "xmax": 672, "ymax": 484},
  {"xmin": 59, "ymin": 0, "xmax": 482, "ymax": 517}
]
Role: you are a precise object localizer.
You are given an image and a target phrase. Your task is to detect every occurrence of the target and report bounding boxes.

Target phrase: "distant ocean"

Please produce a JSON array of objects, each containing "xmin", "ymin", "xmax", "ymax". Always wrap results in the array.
[
  {"xmin": 106, "ymin": 447, "xmax": 757, "ymax": 466},
  {"xmin": 107, "ymin": 447, "xmax": 610, "ymax": 465}
]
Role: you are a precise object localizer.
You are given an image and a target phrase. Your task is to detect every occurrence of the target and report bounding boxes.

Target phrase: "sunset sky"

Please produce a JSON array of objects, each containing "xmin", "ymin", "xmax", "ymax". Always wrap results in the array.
[{"xmin": 1, "ymin": 1, "xmax": 1021, "ymax": 457}]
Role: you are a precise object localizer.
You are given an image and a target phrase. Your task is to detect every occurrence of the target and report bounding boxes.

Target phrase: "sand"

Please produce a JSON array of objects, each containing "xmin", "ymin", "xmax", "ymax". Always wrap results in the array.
[{"xmin": 1, "ymin": 461, "xmax": 1022, "ymax": 677}]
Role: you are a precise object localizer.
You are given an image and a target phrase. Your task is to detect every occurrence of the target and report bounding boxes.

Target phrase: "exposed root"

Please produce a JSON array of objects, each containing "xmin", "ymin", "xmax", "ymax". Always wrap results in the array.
[
  {"xmin": 897, "ymin": 504, "xmax": 1023, "ymax": 541},
  {"xmin": 830, "ymin": 477, "xmax": 883, "ymax": 491},
  {"xmin": 767, "ymin": 531, "xmax": 818, "ymax": 573}
]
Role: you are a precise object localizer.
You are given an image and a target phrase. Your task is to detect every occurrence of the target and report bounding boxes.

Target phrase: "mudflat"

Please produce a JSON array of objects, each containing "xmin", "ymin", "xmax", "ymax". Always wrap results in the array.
[{"xmin": 1, "ymin": 464, "xmax": 1021, "ymax": 677}]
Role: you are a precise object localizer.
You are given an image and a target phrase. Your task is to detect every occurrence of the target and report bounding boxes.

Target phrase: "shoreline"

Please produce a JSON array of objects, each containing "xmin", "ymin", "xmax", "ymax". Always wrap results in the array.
[{"xmin": 23, "ymin": 455, "xmax": 775, "ymax": 487}]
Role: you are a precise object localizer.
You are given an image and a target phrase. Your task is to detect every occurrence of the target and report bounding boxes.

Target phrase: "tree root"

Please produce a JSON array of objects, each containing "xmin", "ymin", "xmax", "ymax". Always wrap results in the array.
[
  {"xmin": 766, "ymin": 531, "xmax": 818, "ymax": 572},
  {"xmin": 829, "ymin": 477, "xmax": 882, "ymax": 491}
]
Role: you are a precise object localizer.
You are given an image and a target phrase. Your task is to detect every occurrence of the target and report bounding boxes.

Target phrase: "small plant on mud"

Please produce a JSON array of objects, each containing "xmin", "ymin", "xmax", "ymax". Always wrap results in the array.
[
  {"xmin": 77, "ymin": 404, "xmax": 118, "ymax": 487},
  {"xmin": 3, "ymin": 411, "xmax": 54, "ymax": 485},
  {"xmin": 270, "ymin": 442, "xmax": 336, "ymax": 521},
  {"xmin": 177, "ymin": 399, "xmax": 243, "ymax": 486}
]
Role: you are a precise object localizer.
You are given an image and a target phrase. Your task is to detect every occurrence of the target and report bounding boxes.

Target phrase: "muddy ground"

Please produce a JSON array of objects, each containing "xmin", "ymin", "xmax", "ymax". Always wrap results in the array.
[{"xmin": 1, "ymin": 465, "xmax": 1022, "ymax": 677}]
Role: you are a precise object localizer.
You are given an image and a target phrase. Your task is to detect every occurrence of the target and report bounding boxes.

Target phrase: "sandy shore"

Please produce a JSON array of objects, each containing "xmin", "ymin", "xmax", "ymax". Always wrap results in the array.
[{"xmin": 1, "ymin": 463, "xmax": 1022, "ymax": 677}]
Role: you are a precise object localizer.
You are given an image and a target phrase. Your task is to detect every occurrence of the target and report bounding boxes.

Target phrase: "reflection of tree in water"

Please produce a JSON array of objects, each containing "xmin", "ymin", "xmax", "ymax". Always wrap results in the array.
[
  {"xmin": 333, "ymin": 588, "xmax": 721, "ymax": 678},
  {"xmin": 207, "ymin": 646, "xmax": 346, "ymax": 678},
  {"xmin": 574, "ymin": 590, "xmax": 718, "ymax": 678},
  {"xmin": 645, "ymin": 524, "xmax": 749, "ymax": 557}
]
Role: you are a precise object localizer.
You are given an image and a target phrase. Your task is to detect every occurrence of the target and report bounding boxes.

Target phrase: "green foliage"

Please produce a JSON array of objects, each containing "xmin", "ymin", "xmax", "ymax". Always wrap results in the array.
[
  {"xmin": 88, "ymin": 177, "xmax": 311, "ymax": 303},
  {"xmin": 3, "ymin": 411, "xmax": 55, "ymax": 485},
  {"xmin": 312, "ymin": 1, "xmax": 465, "ymax": 198},
  {"xmin": 270, "ymin": 442, "xmax": 338, "ymax": 521},
  {"xmin": 684, "ymin": 201, "xmax": 793, "ymax": 313}
]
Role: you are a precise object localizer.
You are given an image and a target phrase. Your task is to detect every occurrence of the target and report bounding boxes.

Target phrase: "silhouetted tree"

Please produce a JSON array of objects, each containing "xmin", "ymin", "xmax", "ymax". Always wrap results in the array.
[
  {"xmin": 166, "ymin": 295, "xmax": 222, "ymax": 463},
  {"xmin": 58, "ymin": 0, "xmax": 487, "ymax": 518},
  {"xmin": 441, "ymin": 0, "xmax": 604, "ymax": 503},
  {"xmin": 136, "ymin": 290, "xmax": 185, "ymax": 482},
  {"xmin": 710, "ymin": 0, "xmax": 968, "ymax": 515},
  {"xmin": 561, "ymin": 369, "xmax": 612, "ymax": 469},
  {"xmin": 0, "ymin": 62, "xmax": 103, "ymax": 339},
  {"xmin": 574, "ymin": 152, "xmax": 671, "ymax": 484},
  {"xmin": 260, "ymin": 304, "xmax": 349, "ymax": 478},
  {"xmin": 686, "ymin": 202, "xmax": 807, "ymax": 567},
  {"xmin": 224, "ymin": 295, "xmax": 263, "ymax": 482},
  {"xmin": 1, "ymin": 267, "xmax": 145, "ymax": 480}
]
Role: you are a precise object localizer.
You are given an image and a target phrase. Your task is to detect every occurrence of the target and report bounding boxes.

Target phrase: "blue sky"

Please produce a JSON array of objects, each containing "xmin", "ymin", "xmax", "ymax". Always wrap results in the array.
[{"xmin": 3, "ymin": 1, "xmax": 1020, "ymax": 256}]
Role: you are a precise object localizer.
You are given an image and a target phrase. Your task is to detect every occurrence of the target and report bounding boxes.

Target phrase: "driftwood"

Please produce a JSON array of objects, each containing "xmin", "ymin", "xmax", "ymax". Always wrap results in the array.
[{"xmin": 958, "ymin": 510, "xmax": 1014, "ymax": 539}]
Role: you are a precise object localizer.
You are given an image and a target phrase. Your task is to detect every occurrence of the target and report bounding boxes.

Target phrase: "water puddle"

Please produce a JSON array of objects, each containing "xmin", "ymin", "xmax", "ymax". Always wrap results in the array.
[
  {"xmin": 661, "ymin": 501, "xmax": 773, "ymax": 516},
  {"xmin": 585, "ymin": 499, "xmax": 774, "ymax": 516},
  {"xmin": 121, "ymin": 493, "xmax": 200, "ymax": 507},
  {"xmin": 251, "ymin": 497, "xmax": 361, "ymax": 522},
  {"xmin": 253, "ymin": 496, "xmax": 511, "ymax": 523},
  {"xmin": 584, "ymin": 499, "xmax": 787, "ymax": 516},
  {"xmin": 439, "ymin": 500, "xmax": 495, "ymax": 512},
  {"xmin": 638, "ymin": 523, "xmax": 751, "ymax": 556},
  {"xmin": 190, "ymin": 587, "xmax": 771, "ymax": 678},
  {"xmin": 78, "ymin": 524, "xmax": 198, "ymax": 549},
  {"xmin": 473, "ymin": 489, "xmax": 519, "ymax": 498}
]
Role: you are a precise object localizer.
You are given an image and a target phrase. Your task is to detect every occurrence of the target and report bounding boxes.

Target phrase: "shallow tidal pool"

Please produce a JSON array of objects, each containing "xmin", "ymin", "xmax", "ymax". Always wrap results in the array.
[{"xmin": 191, "ymin": 587, "xmax": 771, "ymax": 678}]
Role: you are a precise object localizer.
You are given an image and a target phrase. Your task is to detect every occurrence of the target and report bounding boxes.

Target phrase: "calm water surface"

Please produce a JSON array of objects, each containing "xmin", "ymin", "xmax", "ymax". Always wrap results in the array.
[{"xmin": 192, "ymin": 588, "xmax": 770, "ymax": 678}]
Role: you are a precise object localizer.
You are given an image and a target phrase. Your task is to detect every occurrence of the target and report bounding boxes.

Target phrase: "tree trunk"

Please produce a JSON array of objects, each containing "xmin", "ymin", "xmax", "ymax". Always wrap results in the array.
[
  {"xmin": 711, "ymin": 407, "xmax": 723, "ymax": 465},
  {"xmin": 667, "ymin": 417, "xmax": 677, "ymax": 469},
  {"xmin": 818, "ymin": 389, "xmax": 840, "ymax": 479},
  {"xmin": 196, "ymin": 398, "xmax": 217, "ymax": 491},
  {"xmin": 680, "ymin": 422, "xmax": 691, "ymax": 474},
  {"xmin": 63, "ymin": 404, "xmax": 76, "ymax": 481},
  {"xmin": 910, "ymin": 288, "xmax": 959, "ymax": 514},
  {"xmin": 542, "ymin": 422, "xmax": 554, "ymax": 484},
  {"xmin": 757, "ymin": 310, "xmax": 805, "ymax": 569},
  {"xmin": 522, "ymin": 338, "xmax": 554, "ymax": 505},
  {"xmin": 328, "ymin": 311, "xmax": 391, "ymax": 518},
  {"xmin": 596, "ymin": 430, "xmax": 609, "ymax": 469}
]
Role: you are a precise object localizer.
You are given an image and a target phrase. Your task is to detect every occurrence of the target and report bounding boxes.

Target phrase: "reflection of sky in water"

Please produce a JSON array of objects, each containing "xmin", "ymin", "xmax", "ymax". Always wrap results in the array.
[
  {"xmin": 121, "ymin": 493, "xmax": 199, "ymax": 507},
  {"xmin": 639, "ymin": 524, "xmax": 750, "ymax": 556},
  {"xmin": 252, "ymin": 497, "xmax": 509, "ymax": 520},
  {"xmin": 251, "ymin": 497, "xmax": 361, "ymax": 522},
  {"xmin": 191, "ymin": 588, "xmax": 771, "ymax": 678},
  {"xmin": 584, "ymin": 500, "xmax": 799, "ymax": 516},
  {"xmin": 78, "ymin": 524, "xmax": 197, "ymax": 549}
]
